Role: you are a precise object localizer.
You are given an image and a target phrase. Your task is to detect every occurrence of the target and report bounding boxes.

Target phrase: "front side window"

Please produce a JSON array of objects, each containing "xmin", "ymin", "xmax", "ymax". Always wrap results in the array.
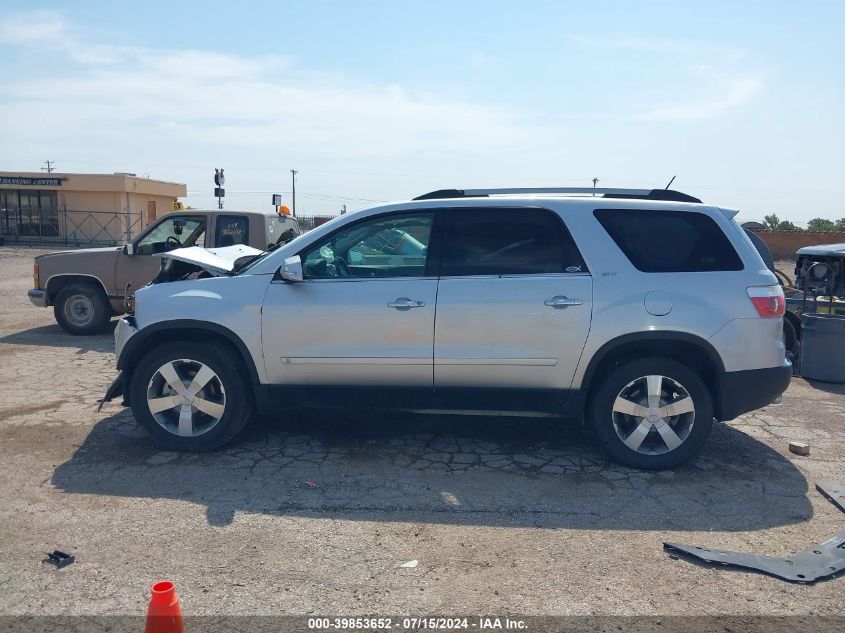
[
  {"xmin": 301, "ymin": 212, "xmax": 433, "ymax": 279},
  {"xmin": 441, "ymin": 208, "xmax": 585, "ymax": 276},
  {"xmin": 136, "ymin": 215, "xmax": 206, "ymax": 255},
  {"xmin": 594, "ymin": 209, "xmax": 743, "ymax": 273}
]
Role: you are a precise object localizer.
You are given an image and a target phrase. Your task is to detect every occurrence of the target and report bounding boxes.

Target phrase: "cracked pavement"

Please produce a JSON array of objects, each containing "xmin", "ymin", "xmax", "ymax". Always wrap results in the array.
[{"xmin": 1, "ymin": 246, "xmax": 844, "ymax": 617}]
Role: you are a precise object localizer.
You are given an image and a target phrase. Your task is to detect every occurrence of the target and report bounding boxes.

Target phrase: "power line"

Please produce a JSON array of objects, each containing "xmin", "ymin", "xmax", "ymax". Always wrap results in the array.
[{"xmin": 41, "ymin": 160, "xmax": 55, "ymax": 173}]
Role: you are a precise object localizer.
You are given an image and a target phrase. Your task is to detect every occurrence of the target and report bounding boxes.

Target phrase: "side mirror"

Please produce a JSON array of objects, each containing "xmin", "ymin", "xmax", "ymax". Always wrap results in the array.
[
  {"xmin": 280, "ymin": 255, "xmax": 304, "ymax": 282},
  {"xmin": 124, "ymin": 243, "xmax": 135, "ymax": 256}
]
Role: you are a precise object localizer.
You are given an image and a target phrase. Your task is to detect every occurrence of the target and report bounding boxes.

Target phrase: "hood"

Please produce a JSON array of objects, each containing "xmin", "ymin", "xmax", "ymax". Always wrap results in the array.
[
  {"xmin": 36, "ymin": 246, "xmax": 121, "ymax": 259},
  {"xmin": 160, "ymin": 244, "xmax": 264, "ymax": 275}
]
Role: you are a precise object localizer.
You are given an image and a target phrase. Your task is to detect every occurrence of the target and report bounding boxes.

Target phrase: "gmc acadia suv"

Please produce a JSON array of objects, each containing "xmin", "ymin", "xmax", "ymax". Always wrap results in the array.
[{"xmin": 100, "ymin": 187, "xmax": 791, "ymax": 469}]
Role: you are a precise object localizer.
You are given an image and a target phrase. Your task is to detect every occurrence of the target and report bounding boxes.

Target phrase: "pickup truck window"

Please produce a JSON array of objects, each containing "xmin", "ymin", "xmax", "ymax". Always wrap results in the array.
[
  {"xmin": 215, "ymin": 215, "xmax": 249, "ymax": 247},
  {"xmin": 136, "ymin": 216, "xmax": 206, "ymax": 255}
]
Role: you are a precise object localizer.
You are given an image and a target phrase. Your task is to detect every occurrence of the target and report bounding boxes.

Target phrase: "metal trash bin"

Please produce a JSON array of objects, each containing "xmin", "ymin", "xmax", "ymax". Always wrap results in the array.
[{"xmin": 800, "ymin": 313, "xmax": 845, "ymax": 382}]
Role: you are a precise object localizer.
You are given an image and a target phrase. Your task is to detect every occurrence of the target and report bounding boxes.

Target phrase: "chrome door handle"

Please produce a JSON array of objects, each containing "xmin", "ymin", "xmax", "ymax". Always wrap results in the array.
[
  {"xmin": 388, "ymin": 298, "xmax": 425, "ymax": 309},
  {"xmin": 545, "ymin": 295, "xmax": 583, "ymax": 307}
]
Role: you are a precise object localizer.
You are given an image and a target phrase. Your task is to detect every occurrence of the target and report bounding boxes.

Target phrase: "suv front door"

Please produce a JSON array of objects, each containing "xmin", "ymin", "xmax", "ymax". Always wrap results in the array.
[
  {"xmin": 434, "ymin": 207, "xmax": 592, "ymax": 392},
  {"xmin": 261, "ymin": 210, "xmax": 440, "ymax": 386}
]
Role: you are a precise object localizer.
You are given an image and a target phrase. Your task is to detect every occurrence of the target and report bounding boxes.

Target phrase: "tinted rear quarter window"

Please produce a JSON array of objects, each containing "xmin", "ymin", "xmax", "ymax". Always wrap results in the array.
[
  {"xmin": 594, "ymin": 208, "xmax": 743, "ymax": 272},
  {"xmin": 441, "ymin": 208, "xmax": 586, "ymax": 276}
]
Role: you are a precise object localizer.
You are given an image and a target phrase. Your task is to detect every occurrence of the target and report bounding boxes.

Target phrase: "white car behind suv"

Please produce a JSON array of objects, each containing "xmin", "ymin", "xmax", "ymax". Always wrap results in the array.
[{"xmin": 100, "ymin": 187, "xmax": 791, "ymax": 469}]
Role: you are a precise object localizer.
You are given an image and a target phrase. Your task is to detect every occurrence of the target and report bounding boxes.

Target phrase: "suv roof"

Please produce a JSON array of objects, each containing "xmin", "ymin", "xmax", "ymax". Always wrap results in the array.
[{"xmin": 413, "ymin": 187, "xmax": 702, "ymax": 204}]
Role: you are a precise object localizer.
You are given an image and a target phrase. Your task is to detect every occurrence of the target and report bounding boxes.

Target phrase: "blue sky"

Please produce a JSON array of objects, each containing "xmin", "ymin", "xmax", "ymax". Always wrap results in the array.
[{"xmin": 0, "ymin": 0, "xmax": 843, "ymax": 222}]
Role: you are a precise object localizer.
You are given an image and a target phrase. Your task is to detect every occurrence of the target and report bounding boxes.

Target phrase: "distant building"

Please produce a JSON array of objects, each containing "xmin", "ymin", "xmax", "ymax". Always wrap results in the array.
[{"xmin": 0, "ymin": 171, "xmax": 187, "ymax": 245}]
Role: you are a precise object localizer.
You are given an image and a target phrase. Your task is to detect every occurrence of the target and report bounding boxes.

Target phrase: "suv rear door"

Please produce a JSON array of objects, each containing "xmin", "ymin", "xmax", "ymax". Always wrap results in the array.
[{"xmin": 434, "ymin": 207, "xmax": 592, "ymax": 392}]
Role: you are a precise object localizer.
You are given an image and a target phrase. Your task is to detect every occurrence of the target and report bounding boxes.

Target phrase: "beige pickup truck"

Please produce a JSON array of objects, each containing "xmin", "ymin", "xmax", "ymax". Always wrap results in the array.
[{"xmin": 28, "ymin": 209, "xmax": 299, "ymax": 334}]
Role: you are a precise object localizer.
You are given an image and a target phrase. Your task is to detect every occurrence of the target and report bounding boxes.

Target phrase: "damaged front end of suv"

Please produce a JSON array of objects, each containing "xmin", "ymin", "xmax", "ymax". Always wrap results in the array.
[{"xmin": 98, "ymin": 244, "xmax": 265, "ymax": 411}]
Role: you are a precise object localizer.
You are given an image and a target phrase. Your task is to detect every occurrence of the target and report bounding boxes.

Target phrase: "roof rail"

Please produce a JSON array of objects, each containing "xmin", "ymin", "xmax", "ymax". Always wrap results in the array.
[{"xmin": 413, "ymin": 187, "xmax": 702, "ymax": 204}]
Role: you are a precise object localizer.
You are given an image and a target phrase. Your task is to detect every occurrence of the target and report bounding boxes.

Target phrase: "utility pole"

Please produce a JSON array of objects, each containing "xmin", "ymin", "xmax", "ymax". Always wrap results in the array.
[
  {"xmin": 41, "ymin": 160, "xmax": 55, "ymax": 173},
  {"xmin": 341, "ymin": 204, "xmax": 347, "ymax": 215},
  {"xmin": 592, "ymin": 177, "xmax": 599, "ymax": 196},
  {"xmin": 290, "ymin": 169, "xmax": 298, "ymax": 217}
]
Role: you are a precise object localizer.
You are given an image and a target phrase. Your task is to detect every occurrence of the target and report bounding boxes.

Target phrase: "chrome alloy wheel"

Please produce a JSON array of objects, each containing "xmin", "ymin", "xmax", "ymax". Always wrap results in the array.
[
  {"xmin": 146, "ymin": 359, "xmax": 226, "ymax": 437},
  {"xmin": 64, "ymin": 293, "xmax": 95, "ymax": 327},
  {"xmin": 611, "ymin": 375, "xmax": 695, "ymax": 455}
]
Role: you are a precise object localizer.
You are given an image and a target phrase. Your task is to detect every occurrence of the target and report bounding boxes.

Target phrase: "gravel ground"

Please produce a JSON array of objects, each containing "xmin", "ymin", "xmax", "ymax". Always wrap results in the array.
[{"xmin": 0, "ymin": 245, "xmax": 843, "ymax": 620}]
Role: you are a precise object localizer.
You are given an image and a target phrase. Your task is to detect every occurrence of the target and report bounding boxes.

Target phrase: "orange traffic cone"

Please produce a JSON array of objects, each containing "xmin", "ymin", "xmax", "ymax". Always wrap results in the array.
[{"xmin": 144, "ymin": 580, "xmax": 184, "ymax": 633}]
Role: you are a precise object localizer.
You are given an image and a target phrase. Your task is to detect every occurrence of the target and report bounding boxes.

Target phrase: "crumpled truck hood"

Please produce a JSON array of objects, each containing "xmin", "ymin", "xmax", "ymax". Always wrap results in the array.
[{"xmin": 161, "ymin": 244, "xmax": 264, "ymax": 275}]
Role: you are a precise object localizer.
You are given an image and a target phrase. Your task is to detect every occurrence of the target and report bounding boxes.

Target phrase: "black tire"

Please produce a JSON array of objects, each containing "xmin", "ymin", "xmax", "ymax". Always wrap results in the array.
[
  {"xmin": 53, "ymin": 283, "xmax": 112, "ymax": 335},
  {"xmin": 129, "ymin": 342, "xmax": 252, "ymax": 451},
  {"xmin": 588, "ymin": 357, "xmax": 713, "ymax": 470},
  {"xmin": 782, "ymin": 316, "xmax": 799, "ymax": 361}
]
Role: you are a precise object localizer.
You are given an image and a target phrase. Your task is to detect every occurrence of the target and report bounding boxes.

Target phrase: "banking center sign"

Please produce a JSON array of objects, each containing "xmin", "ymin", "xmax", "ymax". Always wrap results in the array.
[{"xmin": 0, "ymin": 177, "xmax": 64, "ymax": 186}]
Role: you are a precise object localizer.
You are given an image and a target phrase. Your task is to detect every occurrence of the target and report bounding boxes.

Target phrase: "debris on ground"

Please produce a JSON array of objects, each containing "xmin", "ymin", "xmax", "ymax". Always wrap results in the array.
[
  {"xmin": 664, "ymin": 531, "xmax": 845, "ymax": 584},
  {"xmin": 42, "ymin": 550, "xmax": 75, "ymax": 569},
  {"xmin": 788, "ymin": 441, "xmax": 811, "ymax": 456},
  {"xmin": 665, "ymin": 480, "xmax": 845, "ymax": 584},
  {"xmin": 304, "ymin": 480, "xmax": 318, "ymax": 489},
  {"xmin": 816, "ymin": 481, "xmax": 845, "ymax": 514},
  {"xmin": 399, "ymin": 560, "xmax": 418, "ymax": 568}
]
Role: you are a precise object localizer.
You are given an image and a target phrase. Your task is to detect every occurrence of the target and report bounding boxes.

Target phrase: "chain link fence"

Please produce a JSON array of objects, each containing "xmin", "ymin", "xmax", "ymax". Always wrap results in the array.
[{"xmin": 0, "ymin": 208, "xmax": 142, "ymax": 246}]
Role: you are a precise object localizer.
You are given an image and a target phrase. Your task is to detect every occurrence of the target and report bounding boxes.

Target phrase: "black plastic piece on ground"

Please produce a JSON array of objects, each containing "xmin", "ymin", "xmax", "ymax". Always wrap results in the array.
[
  {"xmin": 817, "ymin": 481, "xmax": 845, "ymax": 514},
  {"xmin": 664, "ymin": 532, "xmax": 845, "ymax": 584},
  {"xmin": 43, "ymin": 550, "xmax": 75, "ymax": 569}
]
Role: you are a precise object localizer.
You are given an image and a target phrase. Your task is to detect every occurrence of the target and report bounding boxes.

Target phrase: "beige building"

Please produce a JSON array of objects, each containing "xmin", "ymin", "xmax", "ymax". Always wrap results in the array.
[{"xmin": 0, "ymin": 171, "xmax": 187, "ymax": 245}]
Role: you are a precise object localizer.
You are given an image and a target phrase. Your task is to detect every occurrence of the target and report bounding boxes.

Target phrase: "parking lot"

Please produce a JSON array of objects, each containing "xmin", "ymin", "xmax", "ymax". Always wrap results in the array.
[{"xmin": 1, "ymin": 245, "xmax": 844, "ymax": 618}]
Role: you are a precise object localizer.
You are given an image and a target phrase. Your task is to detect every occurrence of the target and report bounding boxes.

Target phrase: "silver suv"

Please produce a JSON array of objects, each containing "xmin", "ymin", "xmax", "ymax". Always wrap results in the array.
[{"xmin": 101, "ymin": 187, "xmax": 791, "ymax": 469}]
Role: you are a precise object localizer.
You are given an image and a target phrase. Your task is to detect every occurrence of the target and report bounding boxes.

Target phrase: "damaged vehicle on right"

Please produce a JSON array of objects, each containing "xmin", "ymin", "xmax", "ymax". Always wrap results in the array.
[{"xmin": 100, "ymin": 187, "xmax": 791, "ymax": 470}]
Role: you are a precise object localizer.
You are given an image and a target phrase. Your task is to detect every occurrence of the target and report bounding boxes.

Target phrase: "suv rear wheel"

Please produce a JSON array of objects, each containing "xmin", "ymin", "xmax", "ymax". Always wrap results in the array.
[
  {"xmin": 588, "ymin": 357, "xmax": 713, "ymax": 469},
  {"xmin": 54, "ymin": 283, "xmax": 112, "ymax": 335},
  {"xmin": 129, "ymin": 342, "xmax": 252, "ymax": 451}
]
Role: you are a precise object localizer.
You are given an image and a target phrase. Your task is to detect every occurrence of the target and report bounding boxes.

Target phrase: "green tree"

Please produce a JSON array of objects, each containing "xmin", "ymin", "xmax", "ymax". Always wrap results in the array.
[
  {"xmin": 777, "ymin": 220, "xmax": 798, "ymax": 231},
  {"xmin": 763, "ymin": 213, "xmax": 780, "ymax": 230},
  {"xmin": 807, "ymin": 217, "xmax": 836, "ymax": 232},
  {"xmin": 835, "ymin": 218, "xmax": 845, "ymax": 231}
]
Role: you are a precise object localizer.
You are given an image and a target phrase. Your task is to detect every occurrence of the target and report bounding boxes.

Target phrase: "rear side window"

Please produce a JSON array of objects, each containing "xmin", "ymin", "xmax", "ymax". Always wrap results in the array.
[
  {"xmin": 215, "ymin": 215, "xmax": 249, "ymax": 247},
  {"xmin": 594, "ymin": 209, "xmax": 743, "ymax": 273},
  {"xmin": 441, "ymin": 208, "xmax": 586, "ymax": 276}
]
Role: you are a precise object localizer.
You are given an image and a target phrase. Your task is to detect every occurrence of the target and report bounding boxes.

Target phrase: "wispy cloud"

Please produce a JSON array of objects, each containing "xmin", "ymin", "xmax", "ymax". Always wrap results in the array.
[
  {"xmin": 0, "ymin": 10, "xmax": 558, "ymax": 160},
  {"xmin": 641, "ymin": 76, "xmax": 764, "ymax": 120}
]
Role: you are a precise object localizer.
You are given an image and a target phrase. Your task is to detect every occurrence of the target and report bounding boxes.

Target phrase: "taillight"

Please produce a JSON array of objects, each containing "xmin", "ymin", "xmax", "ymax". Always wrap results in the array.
[
  {"xmin": 33, "ymin": 261, "xmax": 40, "ymax": 289},
  {"xmin": 747, "ymin": 285, "xmax": 785, "ymax": 318}
]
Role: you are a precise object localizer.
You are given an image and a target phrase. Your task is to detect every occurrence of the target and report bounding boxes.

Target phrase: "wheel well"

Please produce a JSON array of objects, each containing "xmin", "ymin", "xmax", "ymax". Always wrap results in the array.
[
  {"xmin": 784, "ymin": 310, "xmax": 802, "ymax": 340},
  {"xmin": 46, "ymin": 275, "xmax": 107, "ymax": 305},
  {"xmin": 122, "ymin": 328, "xmax": 257, "ymax": 406},
  {"xmin": 584, "ymin": 338, "xmax": 720, "ymax": 403}
]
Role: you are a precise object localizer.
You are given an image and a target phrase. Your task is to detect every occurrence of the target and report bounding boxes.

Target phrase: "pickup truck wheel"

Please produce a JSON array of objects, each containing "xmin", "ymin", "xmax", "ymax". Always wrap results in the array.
[
  {"xmin": 129, "ymin": 342, "xmax": 252, "ymax": 451},
  {"xmin": 53, "ymin": 283, "xmax": 111, "ymax": 335},
  {"xmin": 588, "ymin": 358, "xmax": 713, "ymax": 470}
]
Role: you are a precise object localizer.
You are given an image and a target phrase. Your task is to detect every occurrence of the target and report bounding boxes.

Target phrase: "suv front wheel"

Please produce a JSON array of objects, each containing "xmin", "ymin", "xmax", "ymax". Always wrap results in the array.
[
  {"xmin": 129, "ymin": 342, "xmax": 252, "ymax": 451},
  {"xmin": 588, "ymin": 358, "xmax": 713, "ymax": 470}
]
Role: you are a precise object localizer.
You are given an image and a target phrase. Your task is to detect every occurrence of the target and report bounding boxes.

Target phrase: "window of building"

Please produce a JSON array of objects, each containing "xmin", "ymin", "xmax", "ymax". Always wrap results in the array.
[
  {"xmin": 594, "ymin": 208, "xmax": 743, "ymax": 273},
  {"xmin": 440, "ymin": 208, "xmax": 585, "ymax": 276},
  {"xmin": 0, "ymin": 189, "xmax": 58, "ymax": 237}
]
